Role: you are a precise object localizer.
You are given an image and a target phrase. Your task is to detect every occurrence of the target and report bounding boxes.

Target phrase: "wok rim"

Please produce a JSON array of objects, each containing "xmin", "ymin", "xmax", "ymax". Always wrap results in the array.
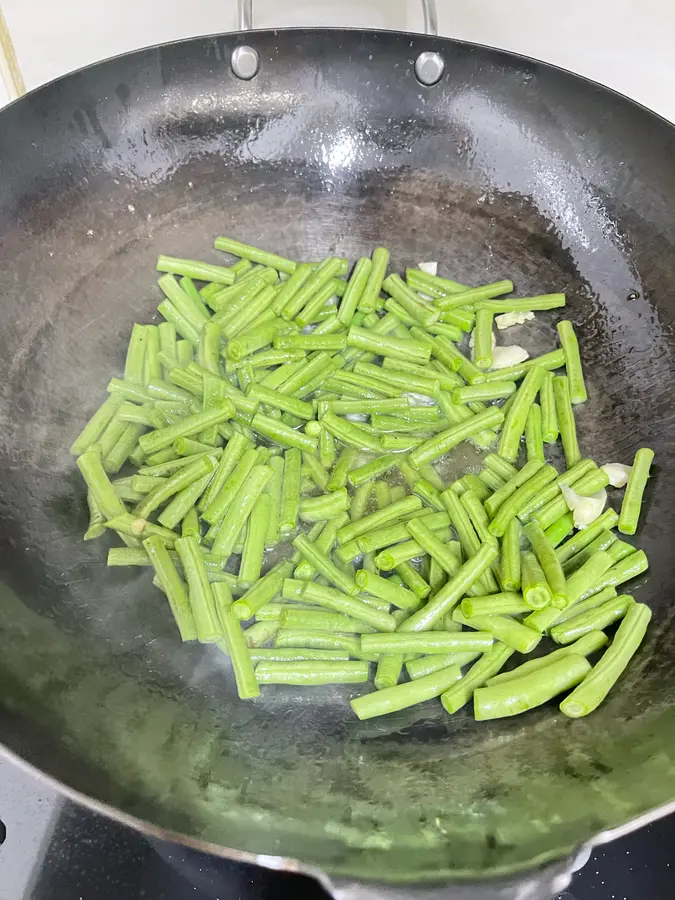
[{"xmin": 1, "ymin": 24, "xmax": 674, "ymax": 892}]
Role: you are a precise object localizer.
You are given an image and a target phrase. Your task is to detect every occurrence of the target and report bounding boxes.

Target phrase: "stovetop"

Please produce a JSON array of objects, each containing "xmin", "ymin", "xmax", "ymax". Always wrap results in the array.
[{"xmin": 0, "ymin": 753, "xmax": 672, "ymax": 900}]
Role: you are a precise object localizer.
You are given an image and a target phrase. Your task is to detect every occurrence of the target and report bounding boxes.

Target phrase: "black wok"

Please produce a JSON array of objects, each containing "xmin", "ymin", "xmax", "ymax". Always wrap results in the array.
[{"xmin": 1, "ymin": 5, "xmax": 675, "ymax": 899}]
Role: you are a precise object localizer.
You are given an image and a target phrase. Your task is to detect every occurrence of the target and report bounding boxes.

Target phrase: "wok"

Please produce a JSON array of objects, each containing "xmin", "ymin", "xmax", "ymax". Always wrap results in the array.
[{"xmin": 1, "ymin": 1, "xmax": 674, "ymax": 897}]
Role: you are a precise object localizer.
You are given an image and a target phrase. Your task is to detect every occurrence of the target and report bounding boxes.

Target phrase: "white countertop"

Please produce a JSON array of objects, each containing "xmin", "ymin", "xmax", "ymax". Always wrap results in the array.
[{"xmin": 0, "ymin": 0, "xmax": 674, "ymax": 122}]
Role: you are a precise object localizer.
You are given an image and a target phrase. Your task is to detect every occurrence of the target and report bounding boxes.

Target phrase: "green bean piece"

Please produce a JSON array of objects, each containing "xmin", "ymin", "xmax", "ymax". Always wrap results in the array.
[
  {"xmin": 291, "ymin": 532, "xmax": 357, "ymax": 595},
  {"xmin": 237, "ymin": 494, "xmax": 270, "ymax": 588},
  {"xmin": 560, "ymin": 603, "xmax": 651, "ymax": 717},
  {"xmin": 347, "ymin": 454, "xmax": 397, "ymax": 488},
  {"xmin": 212, "ymin": 583, "xmax": 260, "ymax": 699},
  {"xmin": 338, "ymin": 495, "xmax": 422, "ymax": 545},
  {"xmin": 157, "ymin": 300, "xmax": 200, "ymax": 343},
  {"xmin": 232, "ymin": 560, "xmax": 295, "ymax": 620},
  {"xmin": 452, "ymin": 608, "xmax": 542, "ymax": 655},
  {"xmin": 485, "ymin": 452, "xmax": 519, "ymax": 482},
  {"xmin": 181, "ymin": 506, "xmax": 201, "ymax": 541},
  {"xmin": 272, "ymin": 629, "xmax": 373, "ymax": 660},
  {"xmin": 353, "ymin": 361, "xmax": 439, "ymax": 398},
  {"xmin": 532, "ymin": 467, "xmax": 609, "ymax": 531},
  {"xmin": 471, "ymin": 308, "xmax": 494, "ymax": 369},
  {"xmin": 430, "ymin": 336, "xmax": 485, "ymax": 384},
  {"xmin": 124, "ymin": 323, "xmax": 148, "ymax": 385},
  {"xmin": 334, "ymin": 256, "xmax": 370, "ymax": 322},
  {"xmin": 550, "ymin": 593, "xmax": 635, "ymax": 646},
  {"xmin": 200, "ymin": 447, "xmax": 259, "ymax": 526},
  {"xmin": 107, "ymin": 546, "xmax": 150, "ymax": 565},
  {"xmin": 555, "ymin": 320, "xmax": 587, "ymax": 404},
  {"xmin": 255, "ymin": 660, "xmax": 370, "ymax": 685},
  {"xmin": 539, "ymin": 371, "xmax": 559, "ymax": 443},
  {"xmin": 346, "ymin": 324, "xmax": 431, "ymax": 364},
  {"xmin": 76, "ymin": 448, "xmax": 127, "ymax": 520},
  {"xmin": 552, "ymin": 375, "xmax": 581, "ymax": 466},
  {"xmin": 248, "ymin": 411, "xmax": 316, "ymax": 453},
  {"xmin": 555, "ymin": 508, "xmax": 619, "ymax": 563},
  {"xmin": 405, "ymin": 652, "xmax": 482, "ymax": 680},
  {"xmin": 580, "ymin": 550, "xmax": 648, "ymax": 601},
  {"xmin": 143, "ymin": 536, "xmax": 197, "ymax": 641},
  {"xmin": 273, "ymin": 333, "xmax": 346, "ymax": 353},
  {"xmin": 280, "ymin": 608, "xmax": 376, "ymax": 633},
  {"xmin": 549, "ymin": 587, "xmax": 619, "ymax": 630},
  {"xmin": 249, "ymin": 648, "xmax": 351, "ymax": 663},
  {"xmin": 84, "ymin": 489, "xmax": 106, "ymax": 541},
  {"xmin": 143, "ymin": 326, "xmax": 162, "ymax": 383},
  {"xmin": 158, "ymin": 274, "xmax": 210, "ymax": 328},
  {"xmin": 461, "ymin": 593, "xmax": 531, "ymax": 617},
  {"xmin": 158, "ymin": 471, "xmax": 213, "ymax": 530},
  {"xmin": 361, "ymin": 632, "xmax": 494, "ymax": 656},
  {"xmin": 497, "ymin": 365, "xmax": 546, "ymax": 462},
  {"xmin": 278, "ymin": 257, "xmax": 340, "ymax": 320},
  {"xmin": 357, "ymin": 663, "xmax": 466, "ymax": 720},
  {"xmin": 521, "ymin": 550, "xmax": 552, "ymax": 609},
  {"xmin": 440, "ymin": 644, "xmax": 515, "ymax": 714},
  {"xmin": 544, "ymin": 512, "xmax": 574, "ymax": 548},
  {"xmin": 372, "ymin": 654, "xmax": 404, "ymax": 690},
  {"xmin": 133, "ymin": 455, "xmax": 216, "ymax": 519},
  {"xmin": 432, "ymin": 279, "xmax": 513, "ymax": 308},
  {"xmin": 70, "ymin": 395, "xmax": 124, "ymax": 456},
  {"xmin": 487, "ymin": 631, "xmax": 609, "ymax": 687},
  {"xmin": 476, "ymin": 293, "xmax": 565, "ymax": 313},
  {"xmin": 475, "ymin": 653, "xmax": 590, "ymax": 720},
  {"xmin": 212, "ymin": 235, "xmax": 295, "ymax": 274},
  {"xmin": 525, "ymin": 550, "xmax": 614, "ymax": 632},
  {"xmin": 176, "ymin": 340, "xmax": 194, "ymax": 366},
  {"xmin": 248, "ymin": 384, "xmax": 314, "ymax": 421},
  {"xmin": 383, "ymin": 273, "xmax": 441, "ymax": 326},
  {"xmin": 300, "ymin": 581, "xmax": 397, "ymax": 632},
  {"xmin": 318, "ymin": 425, "xmax": 336, "ymax": 470},
  {"xmin": 562, "ymin": 531, "xmax": 618, "ymax": 576},
  {"xmin": 501, "ymin": 517, "xmax": 522, "ymax": 592},
  {"xmin": 353, "ymin": 569, "xmax": 419, "ymax": 611},
  {"xmin": 374, "ymin": 528, "xmax": 454, "ymax": 570},
  {"xmin": 324, "ymin": 447, "xmax": 356, "ymax": 492},
  {"xmin": 524, "ymin": 521, "xmax": 567, "ymax": 608},
  {"xmin": 243, "ymin": 620, "xmax": 281, "ymax": 647},
  {"xmin": 399, "ymin": 541, "xmax": 499, "ymax": 633},
  {"xmin": 452, "ymin": 382, "xmax": 516, "ymax": 404},
  {"xmin": 393, "ymin": 562, "xmax": 430, "ymax": 600},
  {"xmin": 279, "ymin": 448, "xmax": 302, "ymax": 536},
  {"xmin": 174, "ymin": 536, "xmax": 222, "ymax": 642},
  {"xmin": 211, "ymin": 465, "xmax": 273, "ymax": 559},
  {"xmin": 355, "ymin": 247, "xmax": 388, "ymax": 313},
  {"xmin": 404, "ymin": 517, "xmax": 463, "ymax": 577},
  {"xmin": 405, "ymin": 267, "xmax": 468, "ymax": 297},
  {"xmin": 408, "ymin": 407, "xmax": 504, "ymax": 469},
  {"xmin": 454, "ymin": 473, "xmax": 491, "ymax": 502},
  {"xmin": 158, "ymin": 321, "xmax": 177, "ymax": 375},
  {"xmin": 294, "ymin": 513, "xmax": 349, "ymax": 581},
  {"xmin": 298, "ymin": 489, "xmax": 350, "ymax": 523},
  {"xmin": 488, "ymin": 465, "xmax": 558, "ymax": 537},
  {"xmin": 198, "ymin": 431, "xmax": 250, "ymax": 511},
  {"xmin": 138, "ymin": 403, "xmax": 233, "ymax": 455},
  {"xmin": 524, "ymin": 402, "xmax": 544, "ymax": 464},
  {"xmin": 618, "ymin": 447, "xmax": 654, "ymax": 535},
  {"xmin": 196, "ymin": 321, "xmax": 220, "ymax": 375},
  {"xmin": 157, "ymin": 254, "xmax": 237, "ymax": 285},
  {"xmin": 483, "ymin": 349, "xmax": 566, "ymax": 384}
]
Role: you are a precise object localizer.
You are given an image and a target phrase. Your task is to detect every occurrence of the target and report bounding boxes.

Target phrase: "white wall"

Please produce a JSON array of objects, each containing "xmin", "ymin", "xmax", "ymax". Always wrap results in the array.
[{"xmin": 1, "ymin": 0, "xmax": 674, "ymax": 121}]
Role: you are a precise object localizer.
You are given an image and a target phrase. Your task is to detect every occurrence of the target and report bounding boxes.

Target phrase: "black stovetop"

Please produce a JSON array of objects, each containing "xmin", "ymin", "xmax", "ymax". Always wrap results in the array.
[{"xmin": 0, "ymin": 754, "xmax": 672, "ymax": 900}]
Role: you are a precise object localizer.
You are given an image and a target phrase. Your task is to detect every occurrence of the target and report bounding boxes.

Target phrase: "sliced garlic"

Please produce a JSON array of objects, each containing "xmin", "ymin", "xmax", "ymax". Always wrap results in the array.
[
  {"xmin": 418, "ymin": 261, "xmax": 438, "ymax": 276},
  {"xmin": 491, "ymin": 345, "xmax": 529, "ymax": 369},
  {"xmin": 561, "ymin": 484, "xmax": 607, "ymax": 529},
  {"xmin": 601, "ymin": 463, "xmax": 632, "ymax": 488},
  {"xmin": 495, "ymin": 311, "xmax": 535, "ymax": 330}
]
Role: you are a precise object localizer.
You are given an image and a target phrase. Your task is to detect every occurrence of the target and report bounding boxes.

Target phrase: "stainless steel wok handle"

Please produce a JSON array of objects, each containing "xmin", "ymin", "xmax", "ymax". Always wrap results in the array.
[{"xmin": 232, "ymin": 0, "xmax": 445, "ymax": 85}]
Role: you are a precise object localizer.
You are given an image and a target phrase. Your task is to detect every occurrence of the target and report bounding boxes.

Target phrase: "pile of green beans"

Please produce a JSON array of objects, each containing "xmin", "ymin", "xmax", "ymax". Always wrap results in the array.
[{"xmin": 71, "ymin": 238, "xmax": 655, "ymax": 722}]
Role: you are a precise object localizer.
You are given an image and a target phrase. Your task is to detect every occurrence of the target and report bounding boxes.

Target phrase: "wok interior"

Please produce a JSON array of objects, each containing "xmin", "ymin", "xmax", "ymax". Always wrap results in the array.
[{"xmin": 0, "ymin": 29, "xmax": 674, "ymax": 884}]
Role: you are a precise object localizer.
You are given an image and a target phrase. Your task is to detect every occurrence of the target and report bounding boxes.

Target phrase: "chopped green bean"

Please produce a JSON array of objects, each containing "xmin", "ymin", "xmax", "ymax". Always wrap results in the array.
[
  {"xmin": 441, "ymin": 644, "xmax": 515, "ymax": 714},
  {"xmin": 619, "ymin": 448, "xmax": 654, "ymax": 535}
]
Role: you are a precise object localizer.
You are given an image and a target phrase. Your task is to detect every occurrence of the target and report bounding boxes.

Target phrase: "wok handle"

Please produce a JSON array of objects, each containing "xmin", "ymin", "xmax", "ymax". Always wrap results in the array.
[{"xmin": 237, "ymin": 0, "xmax": 439, "ymax": 36}]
